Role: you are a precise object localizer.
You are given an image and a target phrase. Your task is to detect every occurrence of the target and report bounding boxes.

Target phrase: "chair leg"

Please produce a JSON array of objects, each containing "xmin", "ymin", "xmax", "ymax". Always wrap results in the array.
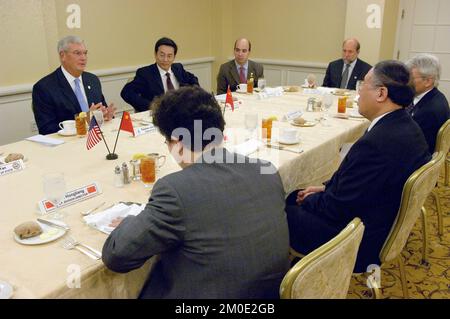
[
  {"xmin": 421, "ymin": 207, "xmax": 429, "ymax": 265},
  {"xmin": 430, "ymin": 189, "xmax": 443, "ymax": 237},
  {"xmin": 397, "ymin": 256, "xmax": 409, "ymax": 299}
]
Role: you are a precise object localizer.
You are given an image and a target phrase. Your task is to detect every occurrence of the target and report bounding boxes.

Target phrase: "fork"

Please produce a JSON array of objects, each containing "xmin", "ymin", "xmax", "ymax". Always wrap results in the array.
[{"xmin": 62, "ymin": 236, "xmax": 102, "ymax": 259}]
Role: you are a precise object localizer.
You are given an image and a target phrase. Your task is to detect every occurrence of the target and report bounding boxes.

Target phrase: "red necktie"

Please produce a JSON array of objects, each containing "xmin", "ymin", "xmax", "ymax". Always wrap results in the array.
[
  {"xmin": 239, "ymin": 67, "xmax": 246, "ymax": 84},
  {"xmin": 166, "ymin": 72, "xmax": 175, "ymax": 91}
]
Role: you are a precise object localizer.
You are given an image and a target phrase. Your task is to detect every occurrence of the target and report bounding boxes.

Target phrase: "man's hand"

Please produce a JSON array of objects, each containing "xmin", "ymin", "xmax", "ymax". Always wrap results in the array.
[
  {"xmin": 104, "ymin": 103, "xmax": 116, "ymax": 121},
  {"xmin": 296, "ymin": 185, "xmax": 325, "ymax": 204},
  {"xmin": 109, "ymin": 217, "xmax": 124, "ymax": 228}
]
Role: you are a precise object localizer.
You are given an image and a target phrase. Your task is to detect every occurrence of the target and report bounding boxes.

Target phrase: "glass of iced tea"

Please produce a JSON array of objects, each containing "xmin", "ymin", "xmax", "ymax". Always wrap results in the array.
[
  {"xmin": 75, "ymin": 112, "xmax": 88, "ymax": 136},
  {"xmin": 262, "ymin": 118, "xmax": 273, "ymax": 141},
  {"xmin": 140, "ymin": 154, "xmax": 166, "ymax": 187},
  {"xmin": 338, "ymin": 96, "xmax": 347, "ymax": 114}
]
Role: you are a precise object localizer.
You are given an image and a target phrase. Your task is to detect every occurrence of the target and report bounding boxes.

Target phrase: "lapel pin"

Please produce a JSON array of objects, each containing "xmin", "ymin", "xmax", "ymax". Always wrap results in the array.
[{"xmin": 88, "ymin": 85, "xmax": 91, "ymax": 90}]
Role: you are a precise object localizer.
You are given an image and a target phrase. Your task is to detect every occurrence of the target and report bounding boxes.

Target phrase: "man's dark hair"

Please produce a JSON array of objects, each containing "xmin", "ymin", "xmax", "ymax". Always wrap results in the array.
[
  {"xmin": 372, "ymin": 60, "xmax": 415, "ymax": 108},
  {"xmin": 152, "ymin": 86, "xmax": 225, "ymax": 151},
  {"xmin": 154, "ymin": 37, "xmax": 178, "ymax": 55}
]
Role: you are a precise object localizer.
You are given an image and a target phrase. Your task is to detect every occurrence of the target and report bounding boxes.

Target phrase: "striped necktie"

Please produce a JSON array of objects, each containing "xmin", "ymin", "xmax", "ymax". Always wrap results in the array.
[{"xmin": 340, "ymin": 64, "xmax": 351, "ymax": 89}]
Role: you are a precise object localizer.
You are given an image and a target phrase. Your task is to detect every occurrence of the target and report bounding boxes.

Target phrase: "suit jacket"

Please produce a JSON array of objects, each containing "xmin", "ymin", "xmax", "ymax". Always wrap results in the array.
[
  {"xmin": 121, "ymin": 63, "xmax": 199, "ymax": 113},
  {"xmin": 411, "ymin": 87, "xmax": 450, "ymax": 153},
  {"xmin": 102, "ymin": 148, "xmax": 290, "ymax": 299},
  {"xmin": 216, "ymin": 60, "xmax": 264, "ymax": 94},
  {"xmin": 301, "ymin": 110, "xmax": 430, "ymax": 271},
  {"xmin": 322, "ymin": 58, "xmax": 372, "ymax": 90},
  {"xmin": 32, "ymin": 67, "xmax": 107, "ymax": 135}
]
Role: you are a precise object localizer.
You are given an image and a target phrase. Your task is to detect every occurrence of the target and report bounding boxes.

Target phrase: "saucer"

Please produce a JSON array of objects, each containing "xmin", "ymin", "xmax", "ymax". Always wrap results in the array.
[
  {"xmin": 0, "ymin": 281, "xmax": 13, "ymax": 299},
  {"xmin": 235, "ymin": 89, "xmax": 248, "ymax": 94},
  {"xmin": 58, "ymin": 129, "xmax": 76, "ymax": 136},
  {"xmin": 290, "ymin": 120, "xmax": 316, "ymax": 127},
  {"xmin": 334, "ymin": 113, "xmax": 349, "ymax": 119},
  {"xmin": 349, "ymin": 110, "xmax": 364, "ymax": 118},
  {"xmin": 278, "ymin": 137, "xmax": 301, "ymax": 145}
]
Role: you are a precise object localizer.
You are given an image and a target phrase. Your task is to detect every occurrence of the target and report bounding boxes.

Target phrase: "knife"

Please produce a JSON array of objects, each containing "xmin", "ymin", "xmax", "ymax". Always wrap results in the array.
[
  {"xmin": 266, "ymin": 144, "xmax": 304, "ymax": 154},
  {"xmin": 37, "ymin": 218, "xmax": 70, "ymax": 231}
]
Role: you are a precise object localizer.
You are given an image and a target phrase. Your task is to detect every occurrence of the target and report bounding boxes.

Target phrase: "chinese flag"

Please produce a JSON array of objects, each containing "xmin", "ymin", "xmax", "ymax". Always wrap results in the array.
[
  {"xmin": 225, "ymin": 85, "xmax": 234, "ymax": 111},
  {"xmin": 120, "ymin": 111, "xmax": 135, "ymax": 136}
]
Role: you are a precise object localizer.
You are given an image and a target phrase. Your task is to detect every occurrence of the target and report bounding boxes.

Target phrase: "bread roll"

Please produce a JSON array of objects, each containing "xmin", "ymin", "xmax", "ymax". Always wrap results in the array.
[
  {"xmin": 5, "ymin": 153, "xmax": 24, "ymax": 163},
  {"xmin": 14, "ymin": 221, "xmax": 43, "ymax": 239},
  {"xmin": 293, "ymin": 117, "xmax": 306, "ymax": 125}
]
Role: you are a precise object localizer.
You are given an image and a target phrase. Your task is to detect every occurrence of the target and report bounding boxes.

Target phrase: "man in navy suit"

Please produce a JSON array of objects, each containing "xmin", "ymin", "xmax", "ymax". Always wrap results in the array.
[
  {"xmin": 287, "ymin": 60, "xmax": 431, "ymax": 272},
  {"xmin": 32, "ymin": 35, "xmax": 115, "ymax": 135},
  {"xmin": 406, "ymin": 54, "xmax": 450, "ymax": 153},
  {"xmin": 121, "ymin": 37, "xmax": 199, "ymax": 113},
  {"xmin": 322, "ymin": 38, "xmax": 372, "ymax": 90}
]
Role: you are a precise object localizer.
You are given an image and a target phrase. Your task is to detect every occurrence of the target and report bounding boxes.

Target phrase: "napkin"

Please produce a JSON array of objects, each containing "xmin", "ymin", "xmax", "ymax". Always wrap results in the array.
[
  {"xmin": 83, "ymin": 203, "xmax": 145, "ymax": 234},
  {"xmin": 257, "ymin": 87, "xmax": 284, "ymax": 99},
  {"xmin": 231, "ymin": 139, "xmax": 263, "ymax": 156},
  {"xmin": 26, "ymin": 135, "xmax": 64, "ymax": 146}
]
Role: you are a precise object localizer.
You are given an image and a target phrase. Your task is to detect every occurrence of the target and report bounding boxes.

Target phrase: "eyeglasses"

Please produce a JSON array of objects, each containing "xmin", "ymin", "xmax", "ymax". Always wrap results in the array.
[{"xmin": 68, "ymin": 50, "xmax": 88, "ymax": 57}]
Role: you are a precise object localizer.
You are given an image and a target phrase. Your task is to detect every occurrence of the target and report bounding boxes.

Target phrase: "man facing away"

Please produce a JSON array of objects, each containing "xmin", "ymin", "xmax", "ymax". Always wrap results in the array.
[
  {"xmin": 216, "ymin": 38, "xmax": 264, "ymax": 94},
  {"xmin": 103, "ymin": 86, "xmax": 289, "ymax": 298},
  {"xmin": 121, "ymin": 37, "xmax": 199, "ymax": 113},
  {"xmin": 32, "ymin": 35, "xmax": 115, "ymax": 135},
  {"xmin": 406, "ymin": 53, "xmax": 450, "ymax": 153},
  {"xmin": 322, "ymin": 38, "xmax": 372, "ymax": 90},
  {"xmin": 287, "ymin": 60, "xmax": 430, "ymax": 272}
]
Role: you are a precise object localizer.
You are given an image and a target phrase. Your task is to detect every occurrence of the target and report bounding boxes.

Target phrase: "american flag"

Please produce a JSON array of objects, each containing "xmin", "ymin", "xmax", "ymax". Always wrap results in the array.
[{"xmin": 86, "ymin": 116, "xmax": 102, "ymax": 150}]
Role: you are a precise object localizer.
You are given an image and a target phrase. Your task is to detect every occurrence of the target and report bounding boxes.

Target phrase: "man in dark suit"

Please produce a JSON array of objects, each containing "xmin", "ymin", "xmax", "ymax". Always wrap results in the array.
[
  {"xmin": 322, "ymin": 38, "xmax": 372, "ymax": 90},
  {"xmin": 121, "ymin": 37, "xmax": 199, "ymax": 113},
  {"xmin": 406, "ymin": 53, "xmax": 450, "ymax": 153},
  {"xmin": 103, "ymin": 86, "xmax": 289, "ymax": 299},
  {"xmin": 32, "ymin": 35, "xmax": 115, "ymax": 135},
  {"xmin": 216, "ymin": 38, "xmax": 264, "ymax": 94},
  {"xmin": 286, "ymin": 60, "xmax": 430, "ymax": 272}
]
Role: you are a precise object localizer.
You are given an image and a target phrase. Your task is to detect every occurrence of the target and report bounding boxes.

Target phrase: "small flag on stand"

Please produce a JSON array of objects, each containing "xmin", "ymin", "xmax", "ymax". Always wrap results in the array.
[
  {"xmin": 86, "ymin": 116, "xmax": 102, "ymax": 150},
  {"xmin": 119, "ymin": 111, "xmax": 135, "ymax": 137},
  {"xmin": 225, "ymin": 85, "xmax": 234, "ymax": 111}
]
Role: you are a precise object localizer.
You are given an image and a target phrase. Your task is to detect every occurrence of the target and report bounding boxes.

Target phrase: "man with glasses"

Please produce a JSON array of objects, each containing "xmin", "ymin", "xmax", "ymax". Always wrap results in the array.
[
  {"xmin": 286, "ymin": 61, "xmax": 430, "ymax": 272},
  {"xmin": 216, "ymin": 38, "xmax": 264, "ymax": 94},
  {"xmin": 32, "ymin": 35, "xmax": 115, "ymax": 135},
  {"xmin": 121, "ymin": 37, "xmax": 199, "ymax": 113},
  {"xmin": 103, "ymin": 86, "xmax": 289, "ymax": 298}
]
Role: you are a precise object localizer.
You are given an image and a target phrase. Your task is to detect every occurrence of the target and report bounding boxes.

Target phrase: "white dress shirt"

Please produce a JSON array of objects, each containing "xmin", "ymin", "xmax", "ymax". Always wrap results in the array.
[
  {"xmin": 61, "ymin": 66, "xmax": 88, "ymax": 106},
  {"xmin": 235, "ymin": 61, "xmax": 249, "ymax": 79},
  {"xmin": 157, "ymin": 65, "xmax": 180, "ymax": 92}
]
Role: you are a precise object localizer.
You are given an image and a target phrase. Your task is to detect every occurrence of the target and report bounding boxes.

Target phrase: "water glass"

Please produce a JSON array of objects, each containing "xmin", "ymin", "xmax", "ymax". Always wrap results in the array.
[{"xmin": 42, "ymin": 172, "xmax": 67, "ymax": 219}]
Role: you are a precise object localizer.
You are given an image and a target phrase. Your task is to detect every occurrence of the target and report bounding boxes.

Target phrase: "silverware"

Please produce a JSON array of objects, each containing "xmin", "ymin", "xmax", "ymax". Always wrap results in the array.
[
  {"xmin": 266, "ymin": 144, "xmax": 304, "ymax": 154},
  {"xmin": 62, "ymin": 239, "xmax": 100, "ymax": 260},
  {"xmin": 64, "ymin": 236, "xmax": 102, "ymax": 259},
  {"xmin": 37, "ymin": 218, "xmax": 70, "ymax": 231},
  {"xmin": 81, "ymin": 201, "xmax": 106, "ymax": 216}
]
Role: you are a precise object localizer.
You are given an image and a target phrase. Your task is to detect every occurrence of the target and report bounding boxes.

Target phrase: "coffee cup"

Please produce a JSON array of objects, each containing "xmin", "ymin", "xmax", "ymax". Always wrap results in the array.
[
  {"xmin": 279, "ymin": 128, "xmax": 299, "ymax": 143},
  {"xmin": 237, "ymin": 84, "xmax": 247, "ymax": 92},
  {"xmin": 58, "ymin": 120, "xmax": 76, "ymax": 134}
]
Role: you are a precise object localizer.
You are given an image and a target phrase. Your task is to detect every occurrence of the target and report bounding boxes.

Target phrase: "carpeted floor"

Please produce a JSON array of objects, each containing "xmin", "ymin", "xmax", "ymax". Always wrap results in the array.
[{"xmin": 347, "ymin": 173, "xmax": 450, "ymax": 299}]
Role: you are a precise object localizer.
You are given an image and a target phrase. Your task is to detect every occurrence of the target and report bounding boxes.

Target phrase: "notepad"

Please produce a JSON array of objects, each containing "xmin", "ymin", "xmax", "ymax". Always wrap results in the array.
[{"xmin": 26, "ymin": 135, "xmax": 65, "ymax": 146}]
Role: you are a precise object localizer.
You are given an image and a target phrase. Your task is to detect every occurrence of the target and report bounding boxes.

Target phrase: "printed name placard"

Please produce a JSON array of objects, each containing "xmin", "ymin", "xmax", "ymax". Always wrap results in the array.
[
  {"xmin": 134, "ymin": 125, "xmax": 157, "ymax": 137},
  {"xmin": 0, "ymin": 160, "xmax": 25, "ymax": 177},
  {"xmin": 284, "ymin": 110, "xmax": 304, "ymax": 122},
  {"xmin": 38, "ymin": 182, "xmax": 102, "ymax": 214}
]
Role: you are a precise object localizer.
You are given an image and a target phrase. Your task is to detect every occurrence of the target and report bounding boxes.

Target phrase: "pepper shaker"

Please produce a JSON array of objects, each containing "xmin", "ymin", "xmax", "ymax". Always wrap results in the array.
[
  {"xmin": 114, "ymin": 165, "xmax": 124, "ymax": 187},
  {"xmin": 122, "ymin": 162, "xmax": 130, "ymax": 184}
]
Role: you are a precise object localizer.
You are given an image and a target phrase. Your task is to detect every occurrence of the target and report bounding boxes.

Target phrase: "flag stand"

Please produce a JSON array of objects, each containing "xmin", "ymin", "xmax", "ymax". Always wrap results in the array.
[{"xmin": 106, "ymin": 153, "xmax": 118, "ymax": 160}]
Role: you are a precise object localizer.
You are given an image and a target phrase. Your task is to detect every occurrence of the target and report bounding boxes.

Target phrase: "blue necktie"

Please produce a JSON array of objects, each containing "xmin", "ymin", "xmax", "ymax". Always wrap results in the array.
[{"xmin": 74, "ymin": 78, "xmax": 89, "ymax": 112}]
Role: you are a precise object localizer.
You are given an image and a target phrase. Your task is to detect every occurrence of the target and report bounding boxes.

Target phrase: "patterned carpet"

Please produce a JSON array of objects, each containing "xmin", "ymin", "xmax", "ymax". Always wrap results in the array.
[{"xmin": 347, "ymin": 173, "xmax": 450, "ymax": 299}]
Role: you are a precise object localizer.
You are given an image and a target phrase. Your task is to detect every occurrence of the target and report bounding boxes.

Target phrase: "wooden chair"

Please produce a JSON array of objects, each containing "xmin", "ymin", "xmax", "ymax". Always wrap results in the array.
[{"xmin": 280, "ymin": 218, "xmax": 364, "ymax": 299}]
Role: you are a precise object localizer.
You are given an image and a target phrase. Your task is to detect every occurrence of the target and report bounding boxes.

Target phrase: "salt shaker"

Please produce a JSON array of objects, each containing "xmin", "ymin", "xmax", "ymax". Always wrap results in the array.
[
  {"xmin": 114, "ymin": 165, "xmax": 124, "ymax": 187},
  {"xmin": 122, "ymin": 162, "xmax": 130, "ymax": 184}
]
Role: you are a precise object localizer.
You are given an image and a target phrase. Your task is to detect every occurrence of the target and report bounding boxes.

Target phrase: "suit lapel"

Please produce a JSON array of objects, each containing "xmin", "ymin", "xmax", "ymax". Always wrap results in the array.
[
  {"xmin": 82, "ymin": 73, "xmax": 94, "ymax": 106},
  {"xmin": 229, "ymin": 61, "xmax": 241, "ymax": 85},
  {"xmin": 150, "ymin": 64, "xmax": 164, "ymax": 93},
  {"xmin": 56, "ymin": 68, "xmax": 81, "ymax": 111}
]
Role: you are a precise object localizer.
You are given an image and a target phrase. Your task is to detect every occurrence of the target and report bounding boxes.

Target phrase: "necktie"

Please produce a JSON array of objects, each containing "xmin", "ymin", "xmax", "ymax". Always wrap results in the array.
[
  {"xmin": 239, "ymin": 67, "xmax": 246, "ymax": 84},
  {"xmin": 340, "ymin": 64, "xmax": 351, "ymax": 89},
  {"xmin": 74, "ymin": 78, "xmax": 89, "ymax": 112},
  {"xmin": 166, "ymin": 72, "xmax": 175, "ymax": 91},
  {"xmin": 406, "ymin": 102, "xmax": 415, "ymax": 115}
]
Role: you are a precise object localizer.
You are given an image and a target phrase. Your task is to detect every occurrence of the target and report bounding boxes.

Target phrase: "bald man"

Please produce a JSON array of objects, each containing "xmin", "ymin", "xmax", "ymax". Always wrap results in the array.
[
  {"xmin": 216, "ymin": 38, "xmax": 264, "ymax": 94},
  {"xmin": 323, "ymin": 38, "xmax": 372, "ymax": 90}
]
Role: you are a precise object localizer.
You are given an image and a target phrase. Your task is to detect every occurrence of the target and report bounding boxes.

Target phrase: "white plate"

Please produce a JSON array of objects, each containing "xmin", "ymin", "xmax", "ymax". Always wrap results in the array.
[
  {"xmin": 0, "ymin": 281, "xmax": 13, "ymax": 299},
  {"xmin": 58, "ymin": 129, "xmax": 76, "ymax": 136},
  {"xmin": 334, "ymin": 113, "xmax": 349, "ymax": 119},
  {"xmin": 14, "ymin": 220, "xmax": 67, "ymax": 245},
  {"xmin": 277, "ymin": 137, "xmax": 301, "ymax": 145},
  {"xmin": 349, "ymin": 111, "xmax": 364, "ymax": 118},
  {"xmin": 290, "ymin": 120, "xmax": 317, "ymax": 127}
]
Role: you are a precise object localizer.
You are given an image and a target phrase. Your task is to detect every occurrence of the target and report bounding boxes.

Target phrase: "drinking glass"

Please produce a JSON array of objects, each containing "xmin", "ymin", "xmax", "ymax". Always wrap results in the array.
[
  {"xmin": 244, "ymin": 113, "xmax": 258, "ymax": 139},
  {"xmin": 258, "ymin": 78, "xmax": 266, "ymax": 91},
  {"xmin": 43, "ymin": 172, "xmax": 67, "ymax": 219},
  {"xmin": 321, "ymin": 94, "xmax": 333, "ymax": 126},
  {"xmin": 92, "ymin": 110, "xmax": 104, "ymax": 127}
]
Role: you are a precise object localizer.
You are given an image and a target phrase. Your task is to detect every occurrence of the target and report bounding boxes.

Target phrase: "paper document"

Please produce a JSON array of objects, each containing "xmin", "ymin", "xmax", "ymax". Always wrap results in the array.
[{"xmin": 26, "ymin": 135, "xmax": 65, "ymax": 146}]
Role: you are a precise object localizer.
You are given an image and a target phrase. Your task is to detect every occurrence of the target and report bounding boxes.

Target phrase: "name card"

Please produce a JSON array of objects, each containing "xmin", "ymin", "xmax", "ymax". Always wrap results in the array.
[
  {"xmin": 0, "ymin": 160, "xmax": 25, "ymax": 177},
  {"xmin": 38, "ymin": 182, "xmax": 102, "ymax": 214},
  {"xmin": 283, "ymin": 110, "xmax": 304, "ymax": 122},
  {"xmin": 134, "ymin": 125, "xmax": 157, "ymax": 137}
]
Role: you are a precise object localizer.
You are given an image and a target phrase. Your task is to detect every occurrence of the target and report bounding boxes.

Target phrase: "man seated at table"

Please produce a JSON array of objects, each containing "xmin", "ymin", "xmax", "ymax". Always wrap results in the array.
[
  {"xmin": 32, "ymin": 35, "xmax": 115, "ymax": 135},
  {"xmin": 286, "ymin": 60, "xmax": 431, "ymax": 272},
  {"xmin": 322, "ymin": 38, "xmax": 372, "ymax": 90},
  {"xmin": 216, "ymin": 38, "xmax": 264, "ymax": 95},
  {"xmin": 406, "ymin": 53, "xmax": 450, "ymax": 153},
  {"xmin": 121, "ymin": 37, "xmax": 199, "ymax": 113},
  {"xmin": 102, "ymin": 86, "xmax": 290, "ymax": 299}
]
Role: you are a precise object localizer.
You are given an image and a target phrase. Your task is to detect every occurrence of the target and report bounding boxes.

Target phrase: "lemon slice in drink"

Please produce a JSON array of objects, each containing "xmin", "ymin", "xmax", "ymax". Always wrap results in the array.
[
  {"xmin": 132, "ymin": 153, "xmax": 147, "ymax": 160},
  {"xmin": 79, "ymin": 112, "xmax": 87, "ymax": 118}
]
